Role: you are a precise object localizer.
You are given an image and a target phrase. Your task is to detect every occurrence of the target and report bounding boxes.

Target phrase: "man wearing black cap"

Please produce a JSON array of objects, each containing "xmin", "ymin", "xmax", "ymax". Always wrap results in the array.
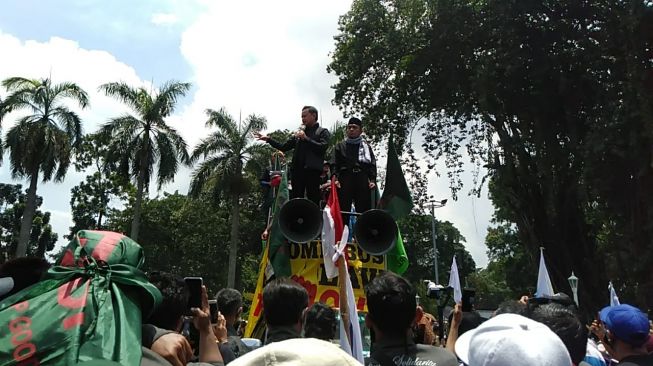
[
  {"xmin": 598, "ymin": 304, "xmax": 653, "ymax": 365},
  {"xmin": 332, "ymin": 117, "xmax": 376, "ymax": 224},
  {"xmin": 254, "ymin": 106, "xmax": 330, "ymax": 206}
]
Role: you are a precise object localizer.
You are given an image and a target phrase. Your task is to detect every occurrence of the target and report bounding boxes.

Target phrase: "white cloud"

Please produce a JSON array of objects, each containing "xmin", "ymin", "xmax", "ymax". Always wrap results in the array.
[
  {"xmin": 174, "ymin": 1, "xmax": 493, "ymax": 267},
  {"xmin": 0, "ymin": 31, "xmax": 152, "ymax": 254},
  {"xmin": 151, "ymin": 12, "xmax": 179, "ymax": 26}
]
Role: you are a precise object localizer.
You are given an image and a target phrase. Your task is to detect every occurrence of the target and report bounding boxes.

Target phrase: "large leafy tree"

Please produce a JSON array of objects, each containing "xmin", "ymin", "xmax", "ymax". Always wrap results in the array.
[
  {"xmin": 330, "ymin": 0, "xmax": 653, "ymax": 311},
  {"xmin": 68, "ymin": 133, "xmax": 133, "ymax": 238},
  {"xmin": 99, "ymin": 81, "xmax": 191, "ymax": 241},
  {"xmin": 0, "ymin": 77, "xmax": 88, "ymax": 257},
  {"xmin": 189, "ymin": 108, "xmax": 267, "ymax": 288},
  {"xmin": 0, "ymin": 183, "xmax": 58, "ymax": 262}
]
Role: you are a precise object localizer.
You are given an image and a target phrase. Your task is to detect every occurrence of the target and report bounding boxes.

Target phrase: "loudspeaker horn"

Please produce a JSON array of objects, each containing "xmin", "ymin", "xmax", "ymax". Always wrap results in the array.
[
  {"xmin": 279, "ymin": 198, "xmax": 323, "ymax": 243},
  {"xmin": 354, "ymin": 209, "xmax": 398, "ymax": 255}
]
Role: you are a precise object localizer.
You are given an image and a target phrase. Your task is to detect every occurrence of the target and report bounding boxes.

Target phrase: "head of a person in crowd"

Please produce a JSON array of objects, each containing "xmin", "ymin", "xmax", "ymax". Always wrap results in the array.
[
  {"xmin": 301, "ymin": 106, "xmax": 318, "ymax": 126},
  {"xmin": 414, "ymin": 312, "xmax": 437, "ymax": 345},
  {"xmin": 322, "ymin": 161, "xmax": 330, "ymax": 176},
  {"xmin": 346, "ymin": 117, "xmax": 363, "ymax": 139},
  {"xmin": 448, "ymin": 310, "xmax": 485, "ymax": 337},
  {"xmin": 455, "ymin": 313, "xmax": 572, "ymax": 366},
  {"xmin": 365, "ymin": 272, "xmax": 421, "ymax": 340},
  {"xmin": 303, "ymin": 302, "xmax": 337, "ymax": 341},
  {"xmin": 0, "ymin": 256, "xmax": 50, "ymax": 300},
  {"xmin": 217, "ymin": 288, "xmax": 243, "ymax": 329},
  {"xmin": 530, "ymin": 302, "xmax": 587, "ymax": 365},
  {"xmin": 146, "ymin": 271, "xmax": 189, "ymax": 332},
  {"xmin": 494, "ymin": 299, "xmax": 528, "ymax": 317},
  {"xmin": 262, "ymin": 277, "xmax": 309, "ymax": 332},
  {"xmin": 229, "ymin": 338, "xmax": 360, "ymax": 366},
  {"xmin": 600, "ymin": 304, "xmax": 651, "ymax": 361}
]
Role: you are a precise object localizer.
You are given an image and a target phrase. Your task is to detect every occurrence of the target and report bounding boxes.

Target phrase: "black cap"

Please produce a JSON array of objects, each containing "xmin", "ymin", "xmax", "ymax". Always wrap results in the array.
[{"xmin": 348, "ymin": 117, "xmax": 362, "ymax": 127}]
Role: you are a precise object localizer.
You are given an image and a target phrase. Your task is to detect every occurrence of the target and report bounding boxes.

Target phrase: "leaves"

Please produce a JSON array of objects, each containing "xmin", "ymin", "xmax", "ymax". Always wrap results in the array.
[{"xmin": 331, "ymin": 0, "xmax": 653, "ymax": 311}]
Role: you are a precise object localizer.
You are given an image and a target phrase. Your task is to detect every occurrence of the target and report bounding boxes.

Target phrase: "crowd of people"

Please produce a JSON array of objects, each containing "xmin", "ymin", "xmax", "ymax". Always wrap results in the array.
[
  {"xmin": 1, "ymin": 108, "xmax": 652, "ymax": 365},
  {"xmin": 2, "ymin": 255, "xmax": 653, "ymax": 365}
]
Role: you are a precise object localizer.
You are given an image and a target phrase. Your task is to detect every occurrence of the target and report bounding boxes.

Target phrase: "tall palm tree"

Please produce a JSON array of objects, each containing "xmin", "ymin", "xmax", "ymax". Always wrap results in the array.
[
  {"xmin": 190, "ymin": 108, "xmax": 267, "ymax": 288},
  {"xmin": 0, "ymin": 77, "xmax": 88, "ymax": 257},
  {"xmin": 100, "ymin": 81, "xmax": 190, "ymax": 241}
]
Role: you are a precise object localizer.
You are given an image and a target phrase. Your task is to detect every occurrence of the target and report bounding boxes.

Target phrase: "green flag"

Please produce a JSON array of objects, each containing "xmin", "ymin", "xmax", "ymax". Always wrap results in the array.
[
  {"xmin": 378, "ymin": 135, "xmax": 414, "ymax": 274},
  {"xmin": 268, "ymin": 163, "xmax": 292, "ymax": 277},
  {"xmin": 0, "ymin": 230, "xmax": 161, "ymax": 365}
]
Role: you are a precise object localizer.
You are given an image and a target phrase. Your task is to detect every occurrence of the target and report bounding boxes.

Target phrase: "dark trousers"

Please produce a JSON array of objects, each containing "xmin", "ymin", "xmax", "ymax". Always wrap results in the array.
[
  {"xmin": 290, "ymin": 168, "xmax": 322, "ymax": 206},
  {"xmin": 338, "ymin": 171, "xmax": 372, "ymax": 225}
]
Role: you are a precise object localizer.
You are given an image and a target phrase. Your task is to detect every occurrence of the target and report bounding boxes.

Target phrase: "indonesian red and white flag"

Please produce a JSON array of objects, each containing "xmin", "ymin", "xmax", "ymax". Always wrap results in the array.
[{"xmin": 322, "ymin": 178, "xmax": 344, "ymax": 279}]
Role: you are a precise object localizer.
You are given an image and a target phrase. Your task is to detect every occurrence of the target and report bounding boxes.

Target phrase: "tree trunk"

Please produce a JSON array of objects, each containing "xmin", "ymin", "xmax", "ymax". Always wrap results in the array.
[
  {"xmin": 131, "ymin": 167, "xmax": 146, "ymax": 241},
  {"xmin": 227, "ymin": 193, "xmax": 240, "ymax": 288},
  {"xmin": 16, "ymin": 173, "xmax": 39, "ymax": 257}
]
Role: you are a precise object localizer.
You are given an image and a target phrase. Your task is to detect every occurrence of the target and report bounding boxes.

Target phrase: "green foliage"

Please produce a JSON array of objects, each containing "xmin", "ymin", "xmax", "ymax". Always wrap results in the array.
[
  {"xmin": 1, "ymin": 77, "xmax": 88, "ymax": 257},
  {"xmin": 69, "ymin": 133, "xmax": 134, "ymax": 238},
  {"xmin": 0, "ymin": 183, "xmax": 58, "ymax": 262},
  {"xmin": 190, "ymin": 108, "xmax": 269, "ymax": 288},
  {"xmin": 399, "ymin": 214, "xmax": 476, "ymax": 288},
  {"xmin": 99, "ymin": 80, "xmax": 191, "ymax": 240},
  {"xmin": 330, "ymin": 0, "xmax": 653, "ymax": 311}
]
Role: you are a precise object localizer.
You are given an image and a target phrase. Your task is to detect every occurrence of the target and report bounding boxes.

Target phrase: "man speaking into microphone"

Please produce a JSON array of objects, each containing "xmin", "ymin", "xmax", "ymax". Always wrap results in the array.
[{"xmin": 255, "ymin": 106, "xmax": 330, "ymax": 206}]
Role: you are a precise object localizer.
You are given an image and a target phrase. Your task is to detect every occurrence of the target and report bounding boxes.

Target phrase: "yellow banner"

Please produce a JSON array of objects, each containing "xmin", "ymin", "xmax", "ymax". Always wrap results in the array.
[{"xmin": 245, "ymin": 240, "xmax": 385, "ymax": 337}]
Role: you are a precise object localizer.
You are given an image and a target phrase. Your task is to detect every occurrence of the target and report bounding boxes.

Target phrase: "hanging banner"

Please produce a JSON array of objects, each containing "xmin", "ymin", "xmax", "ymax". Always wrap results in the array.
[{"xmin": 245, "ymin": 240, "xmax": 384, "ymax": 337}]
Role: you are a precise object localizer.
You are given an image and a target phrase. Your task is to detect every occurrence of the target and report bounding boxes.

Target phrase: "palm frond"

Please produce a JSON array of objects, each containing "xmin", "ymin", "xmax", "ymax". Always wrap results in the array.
[
  {"xmin": 2, "ymin": 77, "xmax": 39, "ymax": 91},
  {"xmin": 154, "ymin": 132, "xmax": 180, "ymax": 189},
  {"xmin": 240, "ymin": 114, "xmax": 267, "ymax": 142},
  {"xmin": 156, "ymin": 123, "xmax": 190, "ymax": 165},
  {"xmin": 51, "ymin": 82, "xmax": 90, "ymax": 109},
  {"xmin": 205, "ymin": 108, "xmax": 238, "ymax": 136},
  {"xmin": 50, "ymin": 107, "xmax": 83, "ymax": 148},
  {"xmin": 99, "ymin": 82, "xmax": 147, "ymax": 115},
  {"xmin": 150, "ymin": 81, "xmax": 191, "ymax": 118},
  {"xmin": 189, "ymin": 154, "xmax": 229, "ymax": 198},
  {"xmin": 190, "ymin": 131, "xmax": 231, "ymax": 162}
]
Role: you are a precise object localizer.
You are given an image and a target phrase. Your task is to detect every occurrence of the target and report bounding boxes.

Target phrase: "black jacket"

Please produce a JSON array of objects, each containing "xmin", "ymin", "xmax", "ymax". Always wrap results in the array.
[
  {"xmin": 366, "ymin": 336, "xmax": 458, "ymax": 366},
  {"xmin": 267, "ymin": 123, "xmax": 330, "ymax": 172},
  {"xmin": 333, "ymin": 140, "xmax": 377, "ymax": 181}
]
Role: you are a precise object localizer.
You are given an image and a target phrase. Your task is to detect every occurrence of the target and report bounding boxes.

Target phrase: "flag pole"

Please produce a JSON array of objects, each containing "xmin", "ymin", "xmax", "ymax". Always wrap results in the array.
[{"xmin": 338, "ymin": 255, "xmax": 352, "ymax": 346}]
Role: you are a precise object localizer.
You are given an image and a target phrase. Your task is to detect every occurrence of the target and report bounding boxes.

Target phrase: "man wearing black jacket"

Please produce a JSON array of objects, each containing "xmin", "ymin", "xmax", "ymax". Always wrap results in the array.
[
  {"xmin": 254, "ymin": 106, "xmax": 330, "ymax": 206},
  {"xmin": 365, "ymin": 272, "xmax": 458, "ymax": 366},
  {"xmin": 333, "ymin": 117, "xmax": 376, "ymax": 223}
]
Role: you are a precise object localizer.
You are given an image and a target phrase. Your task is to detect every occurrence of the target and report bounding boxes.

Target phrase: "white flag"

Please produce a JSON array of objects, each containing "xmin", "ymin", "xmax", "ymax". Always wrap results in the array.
[
  {"xmin": 321, "ymin": 208, "xmax": 338, "ymax": 279},
  {"xmin": 448, "ymin": 255, "xmax": 462, "ymax": 304},
  {"xmin": 536, "ymin": 247, "xmax": 555, "ymax": 297},
  {"xmin": 339, "ymin": 262, "xmax": 364, "ymax": 362},
  {"xmin": 609, "ymin": 282, "xmax": 620, "ymax": 307}
]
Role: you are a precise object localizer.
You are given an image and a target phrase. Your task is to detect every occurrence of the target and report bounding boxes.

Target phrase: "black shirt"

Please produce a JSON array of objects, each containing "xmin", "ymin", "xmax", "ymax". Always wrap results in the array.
[
  {"xmin": 366, "ymin": 336, "xmax": 458, "ymax": 366},
  {"xmin": 619, "ymin": 354, "xmax": 653, "ymax": 366},
  {"xmin": 267, "ymin": 123, "xmax": 330, "ymax": 172}
]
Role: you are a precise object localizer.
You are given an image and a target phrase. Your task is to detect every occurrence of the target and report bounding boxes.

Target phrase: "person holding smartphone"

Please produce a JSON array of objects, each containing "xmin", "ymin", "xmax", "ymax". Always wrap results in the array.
[{"xmin": 143, "ymin": 272, "xmax": 229, "ymax": 366}]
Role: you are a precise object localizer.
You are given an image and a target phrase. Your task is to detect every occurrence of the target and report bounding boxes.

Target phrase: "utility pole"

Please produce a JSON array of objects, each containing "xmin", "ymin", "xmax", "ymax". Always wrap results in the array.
[{"xmin": 426, "ymin": 199, "xmax": 448, "ymax": 284}]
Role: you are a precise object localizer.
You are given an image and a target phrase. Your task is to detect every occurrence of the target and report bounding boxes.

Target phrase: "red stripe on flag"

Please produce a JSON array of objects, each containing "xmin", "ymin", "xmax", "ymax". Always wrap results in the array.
[
  {"xmin": 328, "ymin": 177, "xmax": 344, "ymax": 244},
  {"xmin": 89, "ymin": 231, "xmax": 124, "ymax": 262}
]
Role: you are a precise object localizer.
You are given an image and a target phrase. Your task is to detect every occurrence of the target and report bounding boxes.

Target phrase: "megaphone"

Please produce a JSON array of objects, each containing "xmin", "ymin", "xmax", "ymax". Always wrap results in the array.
[
  {"xmin": 279, "ymin": 198, "xmax": 323, "ymax": 243},
  {"xmin": 354, "ymin": 209, "xmax": 398, "ymax": 255}
]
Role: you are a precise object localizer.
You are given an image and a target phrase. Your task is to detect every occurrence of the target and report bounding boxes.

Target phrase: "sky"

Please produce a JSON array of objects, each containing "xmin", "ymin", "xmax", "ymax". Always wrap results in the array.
[{"xmin": 0, "ymin": 0, "xmax": 493, "ymax": 269}]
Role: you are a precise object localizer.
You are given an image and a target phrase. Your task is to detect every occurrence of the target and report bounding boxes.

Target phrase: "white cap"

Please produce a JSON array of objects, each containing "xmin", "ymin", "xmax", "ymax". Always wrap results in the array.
[
  {"xmin": 455, "ymin": 313, "xmax": 571, "ymax": 366},
  {"xmin": 229, "ymin": 338, "xmax": 361, "ymax": 366},
  {"xmin": 0, "ymin": 277, "xmax": 14, "ymax": 297}
]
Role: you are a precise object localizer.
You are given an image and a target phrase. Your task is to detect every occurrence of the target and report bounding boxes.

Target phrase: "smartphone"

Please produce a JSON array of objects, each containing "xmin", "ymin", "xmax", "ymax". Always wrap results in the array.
[
  {"xmin": 184, "ymin": 277, "xmax": 203, "ymax": 309},
  {"xmin": 209, "ymin": 299, "xmax": 218, "ymax": 324},
  {"xmin": 462, "ymin": 289, "xmax": 476, "ymax": 312}
]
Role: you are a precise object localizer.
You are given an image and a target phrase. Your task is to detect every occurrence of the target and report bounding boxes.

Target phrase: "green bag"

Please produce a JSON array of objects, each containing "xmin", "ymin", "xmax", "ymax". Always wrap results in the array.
[{"xmin": 0, "ymin": 230, "xmax": 162, "ymax": 365}]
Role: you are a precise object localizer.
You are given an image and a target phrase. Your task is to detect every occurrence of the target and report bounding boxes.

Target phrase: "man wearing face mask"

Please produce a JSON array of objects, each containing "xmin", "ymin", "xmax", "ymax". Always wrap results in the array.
[{"xmin": 332, "ymin": 117, "xmax": 377, "ymax": 224}]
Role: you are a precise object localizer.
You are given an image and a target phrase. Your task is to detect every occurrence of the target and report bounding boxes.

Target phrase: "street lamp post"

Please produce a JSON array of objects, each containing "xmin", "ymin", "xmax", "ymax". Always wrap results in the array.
[
  {"xmin": 568, "ymin": 272, "xmax": 579, "ymax": 307},
  {"xmin": 427, "ymin": 199, "xmax": 448, "ymax": 285}
]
